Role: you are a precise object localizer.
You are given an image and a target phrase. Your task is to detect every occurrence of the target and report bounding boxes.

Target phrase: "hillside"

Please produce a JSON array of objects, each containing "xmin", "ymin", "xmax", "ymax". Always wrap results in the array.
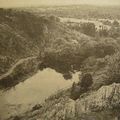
[
  {"xmin": 0, "ymin": 8, "xmax": 84, "ymax": 88},
  {"xmin": 0, "ymin": 8, "xmax": 120, "ymax": 120},
  {"xmin": 0, "ymin": 8, "xmax": 119, "ymax": 88},
  {"xmin": 0, "ymin": 8, "xmax": 92, "ymax": 88},
  {"xmin": 7, "ymin": 83, "xmax": 120, "ymax": 120},
  {"xmin": 23, "ymin": 5, "xmax": 120, "ymax": 19}
]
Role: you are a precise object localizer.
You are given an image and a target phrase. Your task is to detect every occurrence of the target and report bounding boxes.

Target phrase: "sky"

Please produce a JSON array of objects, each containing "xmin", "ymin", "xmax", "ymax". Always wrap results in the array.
[{"xmin": 0, "ymin": 0, "xmax": 120, "ymax": 8}]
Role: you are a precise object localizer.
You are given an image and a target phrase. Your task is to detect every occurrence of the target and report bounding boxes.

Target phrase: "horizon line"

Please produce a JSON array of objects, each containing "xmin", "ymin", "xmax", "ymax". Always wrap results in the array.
[{"xmin": 0, "ymin": 3, "xmax": 120, "ymax": 9}]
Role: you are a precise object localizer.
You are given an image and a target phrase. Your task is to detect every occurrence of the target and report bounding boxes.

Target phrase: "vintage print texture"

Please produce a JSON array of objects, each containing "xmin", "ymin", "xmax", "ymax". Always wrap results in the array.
[{"xmin": 0, "ymin": 0, "xmax": 120, "ymax": 120}]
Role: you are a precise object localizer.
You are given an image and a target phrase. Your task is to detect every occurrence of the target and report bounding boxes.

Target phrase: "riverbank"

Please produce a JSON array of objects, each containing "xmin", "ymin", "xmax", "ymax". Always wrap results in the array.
[
  {"xmin": 0, "ymin": 57, "xmax": 40, "ymax": 89},
  {"xmin": 0, "ymin": 68, "xmax": 80, "ymax": 120}
]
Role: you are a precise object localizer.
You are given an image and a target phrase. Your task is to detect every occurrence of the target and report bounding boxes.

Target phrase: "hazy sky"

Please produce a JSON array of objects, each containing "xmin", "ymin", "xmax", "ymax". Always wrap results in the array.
[{"xmin": 0, "ymin": 0, "xmax": 120, "ymax": 8}]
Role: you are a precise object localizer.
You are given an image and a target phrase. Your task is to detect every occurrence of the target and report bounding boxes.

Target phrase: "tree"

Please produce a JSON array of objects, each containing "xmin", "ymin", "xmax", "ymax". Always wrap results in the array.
[
  {"xmin": 49, "ymin": 15, "xmax": 55, "ymax": 21},
  {"xmin": 63, "ymin": 72, "xmax": 72, "ymax": 80},
  {"xmin": 107, "ymin": 53, "xmax": 120, "ymax": 84},
  {"xmin": 102, "ymin": 20, "xmax": 111, "ymax": 26},
  {"xmin": 112, "ymin": 20, "xmax": 119, "ymax": 27},
  {"xmin": 70, "ymin": 82, "xmax": 81, "ymax": 100},
  {"xmin": 109, "ymin": 26, "xmax": 120, "ymax": 38},
  {"xmin": 80, "ymin": 73, "xmax": 93, "ymax": 90},
  {"xmin": 99, "ymin": 26, "xmax": 109, "ymax": 37},
  {"xmin": 80, "ymin": 22, "xmax": 96, "ymax": 37},
  {"xmin": 70, "ymin": 73, "xmax": 93, "ymax": 100}
]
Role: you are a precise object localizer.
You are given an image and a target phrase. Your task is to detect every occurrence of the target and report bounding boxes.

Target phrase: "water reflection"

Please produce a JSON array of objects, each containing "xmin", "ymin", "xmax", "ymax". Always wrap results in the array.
[{"xmin": 2, "ymin": 68, "xmax": 79, "ymax": 118}]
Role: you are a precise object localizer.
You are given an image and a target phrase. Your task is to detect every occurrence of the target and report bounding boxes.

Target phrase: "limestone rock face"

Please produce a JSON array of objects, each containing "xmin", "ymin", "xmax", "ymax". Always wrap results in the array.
[
  {"xmin": 37, "ymin": 98, "xmax": 76, "ymax": 120},
  {"xmin": 64, "ymin": 99, "xmax": 76, "ymax": 119},
  {"xmin": 75, "ymin": 83, "xmax": 120, "ymax": 119},
  {"xmin": 76, "ymin": 83, "xmax": 120, "ymax": 113}
]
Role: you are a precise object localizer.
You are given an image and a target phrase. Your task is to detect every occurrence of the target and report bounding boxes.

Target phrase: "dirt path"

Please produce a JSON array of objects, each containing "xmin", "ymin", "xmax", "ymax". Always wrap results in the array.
[{"xmin": 0, "ymin": 56, "xmax": 37, "ymax": 81}]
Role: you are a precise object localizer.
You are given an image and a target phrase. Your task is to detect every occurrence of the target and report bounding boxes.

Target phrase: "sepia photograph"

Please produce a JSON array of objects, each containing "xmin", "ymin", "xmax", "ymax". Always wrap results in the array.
[{"xmin": 0, "ymin": 0, "xmax": 120, "ymax": 120}]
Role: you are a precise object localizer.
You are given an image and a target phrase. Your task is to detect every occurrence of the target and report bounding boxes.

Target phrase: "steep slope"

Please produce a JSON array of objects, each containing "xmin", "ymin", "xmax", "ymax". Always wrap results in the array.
[
  {"xmin": 0, "ymin": 9, "xmax": 60, "ymax": 88},
  {"xmin": 0, "ymin": 8, "xmax": 120, "ymax": 120},
  {"xmin": 42, "ymin": 36, "xmax": 118, "ymax": 76},
  {"xmin": 8, "ymin": 83, "xmax": 120, "ymax": 120},
  {"xmin": 0, "ymin": 8, "xmax": 92, "ymax": 88},
  {"xmin": 0, "ymin": 9, "xmax": 41, "ymax": 75},
  {"xmin": 0, "ymin": 8, "xmax": 119, "ymax": 89}
]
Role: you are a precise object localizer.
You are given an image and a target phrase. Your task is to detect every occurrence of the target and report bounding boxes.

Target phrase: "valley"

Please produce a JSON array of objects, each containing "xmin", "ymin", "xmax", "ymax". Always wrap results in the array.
[{"xmin": 0, "ymin": 5, "xmax": 120, "ymax": 120}]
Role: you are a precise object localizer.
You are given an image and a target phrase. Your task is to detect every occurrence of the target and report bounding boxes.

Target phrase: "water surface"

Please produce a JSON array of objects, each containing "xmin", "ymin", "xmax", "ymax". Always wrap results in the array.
[{"xmin": 0, "ymin": 68, "xmax": 80, "ymax": 119}]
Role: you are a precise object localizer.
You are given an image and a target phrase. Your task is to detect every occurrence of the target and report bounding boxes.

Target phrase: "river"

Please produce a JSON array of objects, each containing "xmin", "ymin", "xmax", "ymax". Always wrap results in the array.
[
  {"xmin": 0, "ymin": 68, "xmax": 80, "ymax": 119},
  {"xmin": 60, "ymin": 17, "xmax": 111, "ymax": 30}
]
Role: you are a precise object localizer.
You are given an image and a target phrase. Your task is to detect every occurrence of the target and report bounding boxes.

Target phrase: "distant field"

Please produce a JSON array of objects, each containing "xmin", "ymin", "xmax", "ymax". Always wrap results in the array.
[{"xmin": 20, "ymin": 5, "xmax": 120, "ymax": 19}]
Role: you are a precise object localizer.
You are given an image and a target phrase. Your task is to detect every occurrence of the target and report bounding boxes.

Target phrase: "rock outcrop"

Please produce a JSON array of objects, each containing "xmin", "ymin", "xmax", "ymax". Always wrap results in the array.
[
  {"xmin": 8, "ymin": 83, "xmax": 120, "ymax": 120},
  {"xmin": 76, "ymin": 83, "xmax": 120, "ymax": 118}
]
